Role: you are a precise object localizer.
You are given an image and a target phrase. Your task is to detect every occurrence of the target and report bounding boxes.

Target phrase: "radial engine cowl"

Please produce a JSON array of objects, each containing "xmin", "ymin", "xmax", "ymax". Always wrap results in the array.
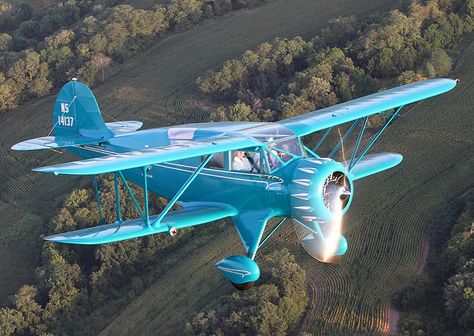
[{"xmin": 290, "ymin": 158, "xmax": 353, "ymax": 222}]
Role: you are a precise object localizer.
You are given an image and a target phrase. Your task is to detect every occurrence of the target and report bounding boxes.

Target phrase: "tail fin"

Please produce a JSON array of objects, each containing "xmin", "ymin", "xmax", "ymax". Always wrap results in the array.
[
  {"xmin": 54, "ymin": 79, "xmax": 113, "ymax": 140},
  {"xmin": 12, "ymin": 79, "xmax": 115, "ymax": 151}
]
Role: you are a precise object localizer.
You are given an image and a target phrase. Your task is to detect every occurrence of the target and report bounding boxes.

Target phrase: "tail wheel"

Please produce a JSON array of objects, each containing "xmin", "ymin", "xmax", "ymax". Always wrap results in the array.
[{"xmin": 231, "ymin": 281, "xmax": 256, "ymax": 290}]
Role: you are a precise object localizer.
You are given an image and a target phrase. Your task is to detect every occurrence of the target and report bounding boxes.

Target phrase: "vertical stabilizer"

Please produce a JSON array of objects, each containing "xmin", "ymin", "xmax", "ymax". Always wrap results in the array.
[{"xmin": 53, "ymin": 79, "xmax": 113, "ymax": 141}]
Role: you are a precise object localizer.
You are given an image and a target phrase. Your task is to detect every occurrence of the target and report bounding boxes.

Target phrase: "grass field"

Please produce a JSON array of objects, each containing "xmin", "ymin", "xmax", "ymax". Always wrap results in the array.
[{"xmin": 3, "ymin": 0, "xmax": 472, "ymax": 335}]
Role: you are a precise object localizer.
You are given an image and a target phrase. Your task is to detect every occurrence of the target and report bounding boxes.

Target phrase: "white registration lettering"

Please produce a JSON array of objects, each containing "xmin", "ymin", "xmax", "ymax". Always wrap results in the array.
[
  {"xmin": 60, "ymin": 102, "xmax": 69, "ymax": 113},
  {"xmin": 58, "ymin": 115, "xmax": 74, "ymax": 127}
]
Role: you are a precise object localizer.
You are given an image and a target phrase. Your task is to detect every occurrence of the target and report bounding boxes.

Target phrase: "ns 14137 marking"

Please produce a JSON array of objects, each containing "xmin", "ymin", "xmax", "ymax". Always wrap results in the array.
[{"xmin": 58, "ymin": 115, "xmax": 74, "ymax": 127}]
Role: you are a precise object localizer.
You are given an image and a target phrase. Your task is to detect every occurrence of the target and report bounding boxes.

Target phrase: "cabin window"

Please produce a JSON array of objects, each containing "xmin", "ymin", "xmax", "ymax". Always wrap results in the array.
[
  {"xmin": 203, "ymin": 152, "xmax": 225, "ymax": 169},
  {"xmin": 269, "ymin": 138, "xmax": 302, "ymax": 161},
  {"xmin": 230, "ymin": 150, "xmax": 262, "ymax": 173}
]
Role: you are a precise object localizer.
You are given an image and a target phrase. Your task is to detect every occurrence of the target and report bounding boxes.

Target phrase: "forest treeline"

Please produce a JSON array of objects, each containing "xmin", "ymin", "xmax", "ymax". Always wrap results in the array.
[
  {"xmin": 0, "ymin": 0, "xmax": 273, "ymax": 112},
  {"xmin": 392, "ymin": 191, "xmax": 474, "ymax": 335},
  {"xmin": 197, "ymin": 0, "xmax": 473, "ymax": 124}
]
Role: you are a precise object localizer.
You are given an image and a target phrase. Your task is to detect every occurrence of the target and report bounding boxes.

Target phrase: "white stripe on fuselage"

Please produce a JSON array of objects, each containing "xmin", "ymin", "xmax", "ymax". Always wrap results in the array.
[{"xmin": 78, "ymin": 145, "xmax": 284, "ymax": 189}]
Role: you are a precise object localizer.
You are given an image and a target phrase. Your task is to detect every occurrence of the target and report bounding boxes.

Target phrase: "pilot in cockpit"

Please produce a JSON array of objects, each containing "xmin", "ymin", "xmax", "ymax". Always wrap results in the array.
[{"xmin": 232, "ymin": 151, "xmax": 253, "ymax": 172}]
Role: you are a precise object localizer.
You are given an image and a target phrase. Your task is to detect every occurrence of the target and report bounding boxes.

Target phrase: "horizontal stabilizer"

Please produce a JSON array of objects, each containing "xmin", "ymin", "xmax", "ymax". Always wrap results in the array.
[
  {"xmin": 44, "ymin": 204, "xmax": 236, "ymax": 244},
  {"xmin": 348, "ymin": 153, "xmax": 403, "ymax": 180},
  {"xmin": 106, "ymin": 121, "xmax": 143, "ymax": 135},
  {"xmin": 34, "ymin": 135, "xmax": 260, "ymax": 175},
  {"xmin": 12, "ymin": 135, "xmax": 105, "ymax": 151}
]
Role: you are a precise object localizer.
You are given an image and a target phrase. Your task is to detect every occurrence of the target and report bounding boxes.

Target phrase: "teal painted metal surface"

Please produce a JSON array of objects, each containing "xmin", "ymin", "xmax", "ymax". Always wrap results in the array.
[
  {"xmin": 53, "ymin": 79, "xmax": 113, "ymax": 140},
  {"xmin": 349, "ymin": 116, "xmax": 369, "ymax": 169},
  {"xmin": 215, "ymin": 256, "xmax": 260, "ymax": 284},
  {"xmin": 234, "ymin": 210, "xmax": 275, "ymax": 259},
  {"xmin": 349, "ymin": 153, "xmax": 403, "ymax": 180},
  {"xmin": 328, "ymin": 119, "xmax": 360, "ymax": 158},
  {"xmin": 313, "ymin": 126, "xmax": 332, "ymax": 152},
  {"xmin": 351, "ymin": 106, "xmax": 402, "ymax": 168},
  {"xmin": 33, "ymin": 136, "xmax": 261, "ymax": 175}
]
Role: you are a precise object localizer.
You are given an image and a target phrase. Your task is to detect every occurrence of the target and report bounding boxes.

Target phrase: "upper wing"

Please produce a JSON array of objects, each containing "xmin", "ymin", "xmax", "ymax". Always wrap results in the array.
[
  {"xmin": 279, "ymin": 78, "xmax": 457, "ymax": 137},
  {"xmin": 34, "ymin": 135, "xmax": 260, "ymax": 175}
]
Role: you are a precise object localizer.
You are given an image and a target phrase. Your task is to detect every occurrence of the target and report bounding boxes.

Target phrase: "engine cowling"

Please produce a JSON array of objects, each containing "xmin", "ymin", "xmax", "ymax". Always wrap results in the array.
[
  {"xmin": 290, "ymin": 157, "xmax": 353, "ymax": 222},
  {"xmin": 290, "ymin": 158, "xmax": 353, "ymax": 263}
]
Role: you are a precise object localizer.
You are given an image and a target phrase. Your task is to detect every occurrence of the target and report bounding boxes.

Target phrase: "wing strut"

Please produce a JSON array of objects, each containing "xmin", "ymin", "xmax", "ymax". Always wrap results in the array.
[
  {"xmin": 90, "ymin": 154, "xmax": 215, "ymax": 233},
  {"xmin": 257, "ymin": 217, "xmax": 287, "ymax": 249},
  {"xmin": 151, "ymin": 154, "xmax": 214, "ymax": 227},
  {"xmin": 116, "ymin": 170, "xmax": 147, "ymax": 222},
  {"xmin": 328, "ymin": 119, "xmax": 361, "ymax": 158},
  {"xmin": 349, "ymin": 105, "xmax": 403, "ymax": 170},
  {"xmin": 112, "ymin": 173, "xmax": 123, "ymax": 223},
  {"xmin": 349, "ymin": 116, "xmax": 369, "ymax": 168},
  {"xmin": 93, "ymin": 175, "xmax": 104, "ymax": 225},
  {"xmin": 313, "ymin": 126, "xmax": 333, "ymax": 152}
]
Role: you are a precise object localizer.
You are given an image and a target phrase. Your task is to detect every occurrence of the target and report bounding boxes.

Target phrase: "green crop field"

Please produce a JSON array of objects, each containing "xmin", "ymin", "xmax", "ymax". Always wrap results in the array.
[{"xmin": 1, "ymin": 0, "xmax": 472, "ymax": 334}]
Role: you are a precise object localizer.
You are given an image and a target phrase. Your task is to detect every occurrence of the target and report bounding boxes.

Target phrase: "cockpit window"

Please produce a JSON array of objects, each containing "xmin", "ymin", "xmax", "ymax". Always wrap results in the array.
[
  {"xmin": 270, "ymin": 138, "xmax": 302, "ymax": 159},
  {"xmin": 205, "ymin": 152, "xmax": 225, "ymax": 169},
  {"xmin": 261, "ymin": 137, "xmax": 303, "ymax": 172},
  {"xmin": 201, "ymin": 135, "xmax": 302, "ymax": 174}
]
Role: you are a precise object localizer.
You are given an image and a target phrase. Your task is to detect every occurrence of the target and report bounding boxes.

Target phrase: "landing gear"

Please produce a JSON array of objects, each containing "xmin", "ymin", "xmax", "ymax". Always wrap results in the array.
[
  {"xmin": 231, "ymin": 281, "xmax": 256, "ymax": 291},
  {"xmin": 215, "ymin": 255, "xmax": 260, "ymax": 290}
]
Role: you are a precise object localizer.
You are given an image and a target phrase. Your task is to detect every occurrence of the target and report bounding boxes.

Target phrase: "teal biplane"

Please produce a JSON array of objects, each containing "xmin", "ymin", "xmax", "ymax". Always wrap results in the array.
[{"xmin": 12, "ymin": 78, "xmax": 456, "ymax": 289}]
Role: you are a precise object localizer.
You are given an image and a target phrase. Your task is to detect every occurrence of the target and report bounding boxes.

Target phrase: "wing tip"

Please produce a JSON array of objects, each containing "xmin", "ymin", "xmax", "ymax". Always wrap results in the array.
[{"xmin": 33, "ymin": 167, "xmax": 60, "ymax": 175}]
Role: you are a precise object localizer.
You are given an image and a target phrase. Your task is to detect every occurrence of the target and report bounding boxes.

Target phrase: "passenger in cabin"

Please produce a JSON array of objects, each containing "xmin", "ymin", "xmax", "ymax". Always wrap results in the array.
[
  {"xmin": 232, "ymin": 151, "xmax": 253, "ymax": 172},
  {"xmin": 251, "ymin": 147, "xmax": 279, "ymax": 172},
  {"xmin": 278, "ymin": 143, "xmax": 292, "ymax": 162}
]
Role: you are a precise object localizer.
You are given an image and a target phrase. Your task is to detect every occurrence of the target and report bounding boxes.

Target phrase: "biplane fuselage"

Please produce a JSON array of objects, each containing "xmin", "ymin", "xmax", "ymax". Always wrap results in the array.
[{"xmin": 71, "ymin": 122, "xmax": 294, "ymax": 216}]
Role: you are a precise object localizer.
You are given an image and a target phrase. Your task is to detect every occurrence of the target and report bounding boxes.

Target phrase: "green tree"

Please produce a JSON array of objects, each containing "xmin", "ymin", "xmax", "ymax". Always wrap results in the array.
[
  {"xmin": 0, "ymin": 308, "xmax": 24, "ymax": 336},
  {"xmin": 7, "ymin": 50, "xmax": 52, "ymax": 98},
  {"xmin": 0, "ymin": 32, "xmax": 12, "ymax": 52},
  {"xmin": 38, "ymin": 244, "xmax": 83, "ymax": 316},
  {"xmin": 13, "ymin": 285, "xmax": 43, "ymax": 332},
  {"xmin": 211, "ymin": 102, "xmax": 254, "ymax": 121},
  {"xmin": 426, "ymin": 48, "xmax": 452, "ymax": 76},
  {"xmin": 0, "ymin": 73, "xmax": 19, "ymax": 111},
  {"xmin": 444, "ymin": 259, "xmax": 474, "ymax": 330},
  {"xmin": 167, "ymin": 0, "xmax": 203, "ymax": 30}
]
